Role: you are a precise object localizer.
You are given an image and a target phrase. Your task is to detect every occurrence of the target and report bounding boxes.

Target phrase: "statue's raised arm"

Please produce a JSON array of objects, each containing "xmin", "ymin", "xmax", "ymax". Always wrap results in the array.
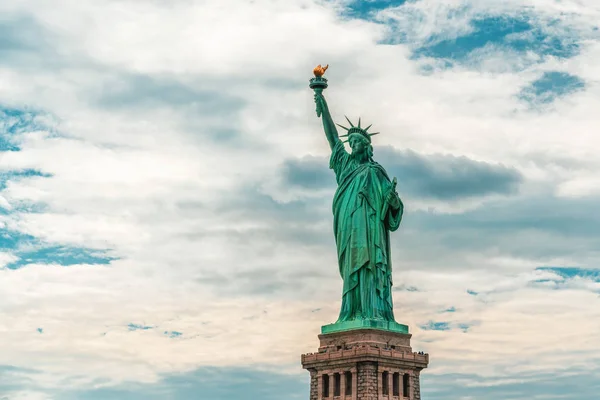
[
  {"xmin": 314, "ymin": 92, "xmax": 340, "ymax": 150},
  {"xmin": 309, "ymin": 65, "xmax": 340, "ymax": 150}
]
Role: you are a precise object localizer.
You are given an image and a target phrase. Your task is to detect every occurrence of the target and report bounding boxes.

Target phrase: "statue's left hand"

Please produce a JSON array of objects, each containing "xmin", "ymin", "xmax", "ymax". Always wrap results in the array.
[{"xmin": 386, "ymin": 190, "xmax": 401, "ymax": 210}]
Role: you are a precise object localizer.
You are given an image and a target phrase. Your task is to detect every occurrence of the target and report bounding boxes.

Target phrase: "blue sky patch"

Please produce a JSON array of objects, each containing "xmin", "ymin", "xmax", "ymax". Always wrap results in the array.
[
  {"xmin": 0, "ymin": 169, "xmax": 52, "ymax": 191},
  {"xmin": 404, "ymin": 14, "xmax": 580, "ymax": 69},
  {"xmin": 164, "ymin": 331, "xmax": 182, "ymax": 338},
  {"xmin": 0, "ymin": 106, "xmax": 54, "ymax": 151},
  {"xmin": 339, "ymin": 0, "xmax": 406, "ymax": 19},
  {"xmin": 414, "ymin": 16, "xmax": 578, "ymax": 59},
  {"xmin": 467, "ymin": 290, "xmax": 478, "ymax": 296},
  {"xmin": 127, "ymin": 324, "xmax": 154, "ymax": 331},
  {"xmin": 5, "ymin": 244, "xmax": 116, "ymax": 270},
  {"xmin": 0, "ymin": 229, "xmax": 36, "ymax": 251},
  {"xmin": 519, "ymin": 72, "xmax": 585, "ymax": 104},
  {"xmin": 420, "ymin": 321, "xmax": 451, "ymax": 331},
  {"xmin": 415, "ymin": 17, "xmax": 532, "ymax": 60},
  {"xmin": 536, "ymin": 267, "xmax": 600, "ymax": 282}
]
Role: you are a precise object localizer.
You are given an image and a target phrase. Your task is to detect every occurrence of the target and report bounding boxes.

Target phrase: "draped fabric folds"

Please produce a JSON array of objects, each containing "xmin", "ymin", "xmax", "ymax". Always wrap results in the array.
[{"xmin": 329, "ymin": 140, "xmax": 403, "ymax": 322}]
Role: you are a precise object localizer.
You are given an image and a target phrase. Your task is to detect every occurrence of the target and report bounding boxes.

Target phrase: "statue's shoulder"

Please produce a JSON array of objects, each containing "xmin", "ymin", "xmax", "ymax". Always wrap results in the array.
[{"xmin": 370, "ymin": 161, "xmax": 391, "ymax": 179}]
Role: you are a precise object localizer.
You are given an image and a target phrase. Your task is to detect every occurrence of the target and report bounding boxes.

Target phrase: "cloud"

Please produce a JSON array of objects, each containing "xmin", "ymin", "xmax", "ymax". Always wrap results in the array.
[
  {"xmin": 378, "ymin": 146, "xmax": 523, "ymax": 200},
  {"xmin": 0, "ymin": 15, "xmax": 49, "ymax": 63},
  {"xmin": 366, "ymin": 0, "xmax": 599, "ymax": 74},
  {"xmin": 412, "ymin": 16, "xmax": 580, "ymax": 62},
  {"xmin": 93, "ymin": 73, "xmax": 246, "ymax": 114},
  {"xmin": 0, "ymin": 0, "xmax": 598, "ymax": 399},
  {"xmin": 279, "ymin": 146, "xmax": 522, "ymax": 200},
  {"xmin": 423, "ymin": 370, "xmax": 600, "ymax": 399},
  {"xmin": 0, "ymin": 366, "xmax": 308, "ymax": 400},
  {"xmin": 281, "ymin": 155, "xmax": 335, "ymax": 190}
]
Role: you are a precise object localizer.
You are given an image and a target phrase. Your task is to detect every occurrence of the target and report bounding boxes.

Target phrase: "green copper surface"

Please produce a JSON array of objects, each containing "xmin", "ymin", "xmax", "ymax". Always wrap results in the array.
[
  {"xmin": 321, "ymin": 319, "xmax": 409, "ymax": 334},
  {"xmin": 310, "ymin": 72, "xmax": 406, "ymax": 332}
]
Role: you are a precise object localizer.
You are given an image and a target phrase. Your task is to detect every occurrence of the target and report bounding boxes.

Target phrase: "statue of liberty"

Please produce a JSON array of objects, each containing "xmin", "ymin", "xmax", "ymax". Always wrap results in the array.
[{"xmin": 310, "ymin": 65, "xmax": 407, "ymax": 333}]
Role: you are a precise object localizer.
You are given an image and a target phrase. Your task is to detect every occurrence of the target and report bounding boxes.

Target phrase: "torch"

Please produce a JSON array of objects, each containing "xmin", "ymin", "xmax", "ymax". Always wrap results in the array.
[{"xmin": 309, "ymin": 64, "xmax": 328, "ymax": 117}]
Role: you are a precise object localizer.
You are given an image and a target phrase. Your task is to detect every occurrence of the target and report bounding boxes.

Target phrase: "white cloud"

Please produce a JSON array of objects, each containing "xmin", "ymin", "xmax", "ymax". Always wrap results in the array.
[{"xmin": 0, "ymin": 0, "xmax": 598, "ymax": 397}]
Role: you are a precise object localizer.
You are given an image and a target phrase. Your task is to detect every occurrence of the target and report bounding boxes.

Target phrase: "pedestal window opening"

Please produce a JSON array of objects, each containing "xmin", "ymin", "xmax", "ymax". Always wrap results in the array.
[
  {"xmin": 322, "ymin": 374, "xmax": 330, "ymax": 398},
  {"xmin": 344, "ymin": 371, "xmax": 352, "ymax": 395},
  {"xmin": 382, "ymin": 371, "xmax": 389, "ymax": 395},
  {"xmin": 403, "ymin": 373, "xmax": 410, "ymax": 397}
]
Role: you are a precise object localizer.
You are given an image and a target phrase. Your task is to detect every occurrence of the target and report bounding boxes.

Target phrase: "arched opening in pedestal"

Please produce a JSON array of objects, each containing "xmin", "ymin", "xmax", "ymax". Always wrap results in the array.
[
  {"xmin": 345, "ymin": 371, "xmax": 352, "ymax": 395},
  {"xmin": 322, "ymin": 374, "xmax": 330, "ymax": 398},
  {"xmin": 403, "ymin": 373, "xmax": 410, "ymax": 397},
  {"xmin": 382, "ymin": 371, "xmax": 389, "ymax": 395}
]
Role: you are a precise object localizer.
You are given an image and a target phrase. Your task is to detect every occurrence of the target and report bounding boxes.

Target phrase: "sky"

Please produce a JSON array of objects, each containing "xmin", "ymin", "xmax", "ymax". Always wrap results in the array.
[{"xmin": 0, "ymin": 0, "xmax": 599, "ymax": 399}]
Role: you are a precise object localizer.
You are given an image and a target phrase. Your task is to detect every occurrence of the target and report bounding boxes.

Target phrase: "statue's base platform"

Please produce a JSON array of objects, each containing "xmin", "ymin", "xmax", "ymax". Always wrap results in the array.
[
  {"xmin": 301, "ymin": 327, "xmax": 429, "ymax": 400},
  {"xmin": 321, "ymin": 319, "xmax": 409, "ymax": 334}
]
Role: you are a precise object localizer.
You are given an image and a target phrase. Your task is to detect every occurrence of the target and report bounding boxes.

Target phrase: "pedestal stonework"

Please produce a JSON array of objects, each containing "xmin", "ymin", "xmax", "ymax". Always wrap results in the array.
[{"xmin": 301, "ymin": 328, "xmax": 429, "ymax": 400}]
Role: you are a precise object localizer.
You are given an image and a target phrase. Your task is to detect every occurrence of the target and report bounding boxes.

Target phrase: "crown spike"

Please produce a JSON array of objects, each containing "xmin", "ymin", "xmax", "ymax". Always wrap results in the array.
[
  {"xmin": 368, "ymin": 132, "xmax": 380, "ymax": 137},
  {"xmin": 364, "ymin": 124, "xmax": 372, "ymax": 132},
  {"xmin": 336, "ymin": 123, "xmax": 350, "ymax": 131},
  {"xmin": 358, "ymin": 117, "xmax": 361, "ymax": 128},
  {"xmin": 344, "ymin": 116, "xmax": 354, "ymax": 127}
]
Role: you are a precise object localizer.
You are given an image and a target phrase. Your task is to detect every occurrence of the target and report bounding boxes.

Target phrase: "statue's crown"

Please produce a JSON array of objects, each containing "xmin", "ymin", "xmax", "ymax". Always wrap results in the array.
[{"xmin": 337, "ymin": 116, "xmax": 380, "ymax": 143}]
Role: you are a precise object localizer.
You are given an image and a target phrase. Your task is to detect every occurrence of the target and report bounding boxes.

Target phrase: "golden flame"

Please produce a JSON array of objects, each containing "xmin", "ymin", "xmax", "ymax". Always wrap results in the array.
[{"xmin": 313, "ymin": 64, "xmax": 329, "ymax": 77}]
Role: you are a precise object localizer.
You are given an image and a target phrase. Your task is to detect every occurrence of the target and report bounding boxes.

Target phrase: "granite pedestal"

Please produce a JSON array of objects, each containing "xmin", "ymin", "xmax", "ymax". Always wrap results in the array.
[{"xmin": 301, "ymin": 327, "xmax": 429, "ymax": 400}]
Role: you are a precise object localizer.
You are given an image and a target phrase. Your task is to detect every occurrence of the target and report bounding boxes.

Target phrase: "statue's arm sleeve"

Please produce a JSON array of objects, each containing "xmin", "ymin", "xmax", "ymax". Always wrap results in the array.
[
  {"xmin": 382, "ymin": 176, "xmax": 403, "ymax": 231},
  {"xmin": 329, "ymin": 140, "xmax": 350, "ymax": 182},
  {"xmin": 317, "ymin": 94, "xmax": 341, "ymax": 150},
  {"xmin": 386, "ymin": 197, "xmax": 403, "ymax": 232}
]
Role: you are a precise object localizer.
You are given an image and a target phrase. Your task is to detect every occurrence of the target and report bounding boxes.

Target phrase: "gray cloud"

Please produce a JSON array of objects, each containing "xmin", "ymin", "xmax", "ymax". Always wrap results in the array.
[
  {"xmin": 4, "ymin": 364, "xmax": 599, "ymax": 400},
  {"xmin": 399, "ymin": 192, "xmax": 600, "ymax": 264},
  {"xmin": 216, "ymin": 185, "xmax": 330, "ymax": 226},
  {"xmin": 203, "ymin": 149, "xmax": 597, "ymax": 279},
  {"xmin": 280, "ymin": 146, "xmax": 522, "ymax": 200},
  {"xmin": 377, "ymin": 146, "xmax": 522, "ymax": 200},
  {"xmin": 0, "ymin": 15, "xmax": 47, "ymax": 59},
  {"xmin": 282, "ymin": 155, "xmax": 336, "ymax": 190},
  {"xmin": 424, "ymin": 370, "xmax": 600, "ymax": 400},
  {"xmin": 411, "ymin": 193, "xmax": 600, "ymax": 238},
  {"xmin": 91, "ymin": 72, "xmax": 265, "ymax": 149},
  {"xmin": 230, "ymin": 165, "xmax": 598, "ymax": 273},
  {"xmin": 214, "ymin": 149, "xmax": 600, "ymax": 276},
  {"xmin": 0, "ymin": 366, "xmax": 307, "ymax": 400},
  {"xmin": 0, "ymin": 14, "xmax": 83, "ymax": 72},
  {"xmin": 94, "ymin": 73, "xmax": 245, "ymax": 113}
]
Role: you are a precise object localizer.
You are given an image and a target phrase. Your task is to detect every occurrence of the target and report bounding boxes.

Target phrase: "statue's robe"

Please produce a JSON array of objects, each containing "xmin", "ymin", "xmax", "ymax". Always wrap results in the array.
[{"xmin": 329, "ymin": 140, "xmax": 403, "ymax": 322}]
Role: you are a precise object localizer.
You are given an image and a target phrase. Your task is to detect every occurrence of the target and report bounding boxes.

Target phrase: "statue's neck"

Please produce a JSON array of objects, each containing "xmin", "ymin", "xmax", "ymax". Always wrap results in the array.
[{"xmin": 353, "ymin": 153, "xmax": 370, "ymax": 164}]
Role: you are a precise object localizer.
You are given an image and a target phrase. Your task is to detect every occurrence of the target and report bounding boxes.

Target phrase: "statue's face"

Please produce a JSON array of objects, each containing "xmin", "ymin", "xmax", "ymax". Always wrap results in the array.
[{"xmin": 349, "ymin": 134, "xmax": 368, "ymax": 156}]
